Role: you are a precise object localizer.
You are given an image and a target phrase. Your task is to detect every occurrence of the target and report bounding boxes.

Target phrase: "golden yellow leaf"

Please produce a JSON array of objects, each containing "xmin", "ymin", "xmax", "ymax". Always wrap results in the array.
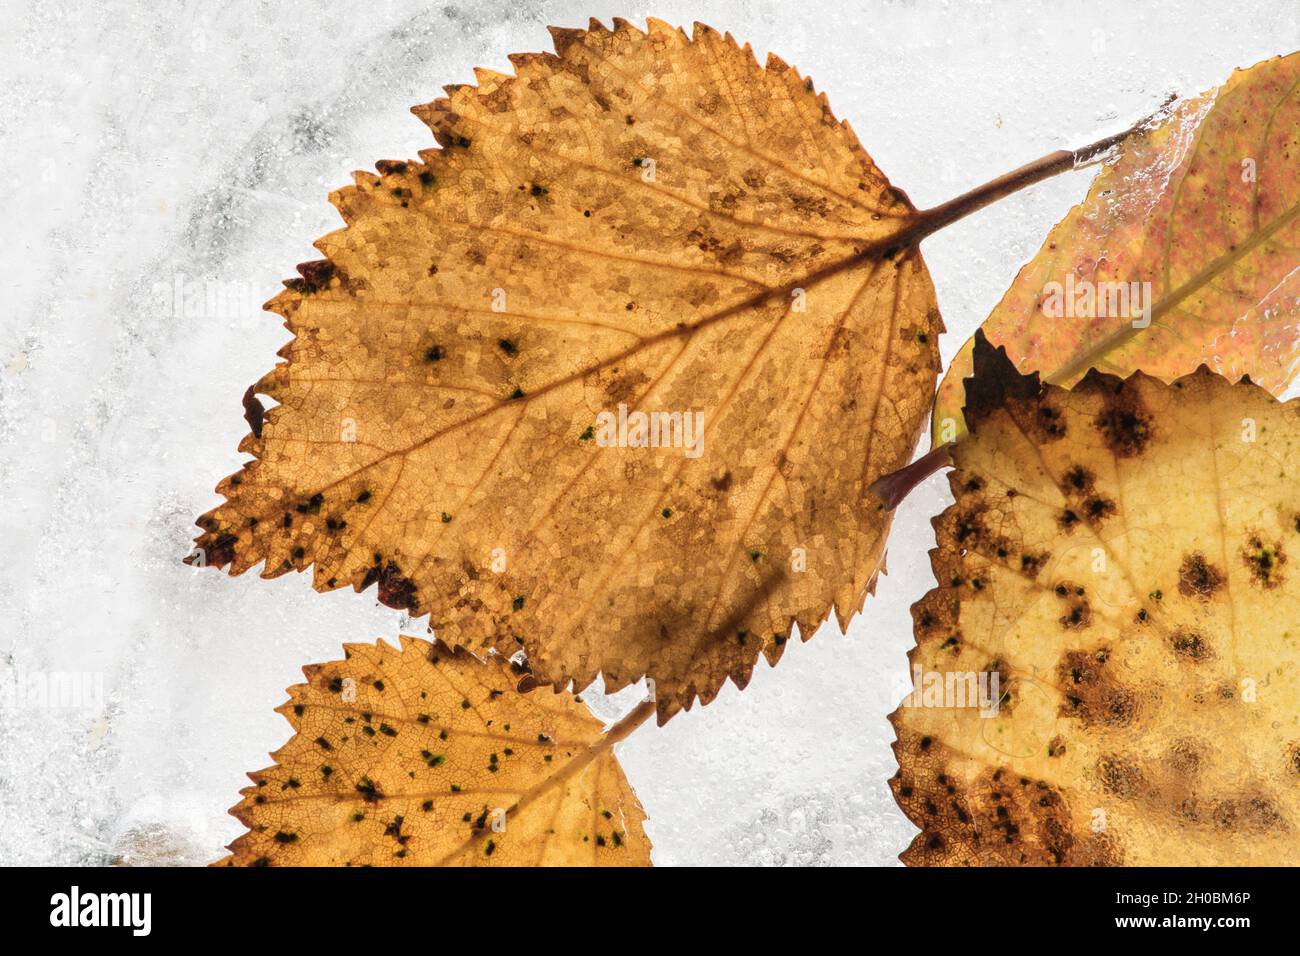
[
  {"xmin": 933, "ymin": 50, "xmax": 1300, "ymax": 445},
  {"xmin": 191, "ymin": 18, "xmax": 942, "ymax": 721},
  {"xmin": 892, "ymin": 333, "xmax": 1300, "ymax": 865},
  {"xmin": 222, "ymin": 637, "xmax": 651, "ymax": 866}
]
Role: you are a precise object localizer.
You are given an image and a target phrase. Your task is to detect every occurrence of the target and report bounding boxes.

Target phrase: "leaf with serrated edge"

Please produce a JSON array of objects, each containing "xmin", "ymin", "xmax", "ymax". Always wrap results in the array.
[
  {"xmin": 934, "ymin": 50, "xmax": 1300, "ymax": 445},
  {"xmin": 191, "ymin": 19, "xmax": 942, "ymax": 722},
  {"xmin": 893, "ymin": 333, "xmax": 1300, "ymax": 865},
  {"xmin": 222, "ymin": 636, "xmax": 650, "ymax": 866}
]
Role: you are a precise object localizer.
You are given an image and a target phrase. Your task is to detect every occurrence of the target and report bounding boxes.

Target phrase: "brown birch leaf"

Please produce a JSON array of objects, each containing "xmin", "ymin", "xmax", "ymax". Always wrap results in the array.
[
  {"xmin": 221, "ymin": 636, "xmax": 651, "ymax": 866},
  {"xmin": 190, "ymin": 18, "xmax": 942, "ymax": 722},
  {"xmin": 933, "ymin": 50, "xmax": 1300, "ymax": 446},
  {"xmin": 892, "ymin": 333, "xmax": 1300, "ymax": 865}
]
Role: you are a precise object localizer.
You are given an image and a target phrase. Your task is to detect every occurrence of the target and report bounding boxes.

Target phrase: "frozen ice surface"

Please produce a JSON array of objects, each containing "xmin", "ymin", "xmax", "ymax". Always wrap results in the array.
[{"xmin": 1, "ymin": 0, "xmax": 1296, "ymax": 865}]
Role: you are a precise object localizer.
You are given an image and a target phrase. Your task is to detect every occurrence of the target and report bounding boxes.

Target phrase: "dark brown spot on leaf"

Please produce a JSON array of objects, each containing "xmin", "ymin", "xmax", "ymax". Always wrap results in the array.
[
  {"xmin": 1241, "ymin": 535, "xmax": 1285, "ymax": 588},
  {"xmin": 1178, "ymin": 552, "xmax": 1224, "ymax": 600},
  {"xmin": 1094, "ymin": 383, "xmax": 1153, "ymax": 457}
]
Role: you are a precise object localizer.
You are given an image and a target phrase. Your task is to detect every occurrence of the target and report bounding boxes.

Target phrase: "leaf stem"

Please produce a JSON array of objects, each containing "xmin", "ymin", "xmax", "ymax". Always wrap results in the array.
[
  {"xmin": 603, "ymin": 696, "xmax": 658, "ymax": 744},
  {"xmin": 906, "ymin": 123, "xmax": 1137, "ymax": 243},
  {"xmin": 436, "ymin": 696, "xmax": 655, "ymax": 863},
  {"xmin": 869, "ymin": 442, "xmax": 953, "ymax": 508}
]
